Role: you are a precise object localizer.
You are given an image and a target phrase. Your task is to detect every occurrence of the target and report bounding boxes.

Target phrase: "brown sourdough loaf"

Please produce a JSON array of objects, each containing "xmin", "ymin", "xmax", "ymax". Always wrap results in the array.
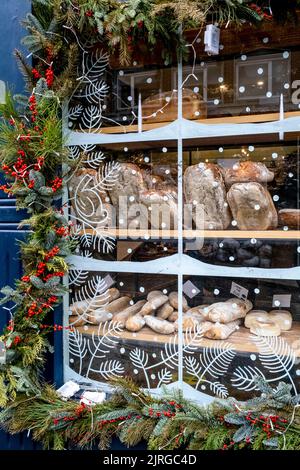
[
  {"xmin": 227, "ymin": 182, "xmax": 278, "ymax": 230},
  {"xmin": 108, "ymin": 162, "xmax": 146, "ymax": 207},
  {"xmin": 184, "ymin": 162, "xmax": 231, "ymax": 229},
  {"xmin": 202, "ymin": 298, "xmax": 253, "ymax": 323},
  {"xmin": 222, "ymin": 161, "xmax": 274, "ymax": 186}
]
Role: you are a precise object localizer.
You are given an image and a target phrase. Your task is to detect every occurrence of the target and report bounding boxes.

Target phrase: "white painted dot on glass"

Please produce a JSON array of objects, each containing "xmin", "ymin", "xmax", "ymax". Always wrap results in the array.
[
  {"xmin": 146, "ymin": 77, "xmax": 152, "ymax": 84},
  {"xmin": 254, "ymin": 204, "xmax": 260, "ymax": 210},
  {"xmin": 70, "ymin": 358, "xmax": 74, "ymax": 363},
  {"xmin": 193, "ymin": 86, "xmax": 199, "ymax": 93},
  {"xmin": 152, "ymin": 353, "xmax": 157, "ymax": 358},
  {"xmin": 122, "ymin": 116, "xmax": 127, "ymax": 121},
  {"xmin": 127, "ymin": 96, "xmax": 133, "ymax": 101},
  {"xmin": 248, "ymin": 145, "xmax": 254, "ymax": 152},
  {"xmin": 151, "ymin": 374, "xmax": 156, "ymax": 380},
  {"xmin": 246, "ymin": 106, "xmax": 251, "ymax": 112},
  {"xmin": 272, "ymin": 152, "xmax": 278, "ymax": 159},
  {"xmin": 284, "ymin": 83, "xmax": 290, "ymax": 89},
  {"xmin": 266, "ymin": 91, "xmax": 272, "ymax": 98},
  {"xmin": 144, "ymin": 156, "xmax": 149, "ymax": 163},
  {"xmin": 231, "ymin": 220, "xmax": 237, "ymax": 226},
  {"xmin": 119, "ymin": 70, "xmax": 124, "ymax": 76},
  {"xmin": 257, "ymin": 67, "xmax": 264, "ymax": 75},
  {"xmin": 283, "ymin": 226, "xmax": 289, "ymax": 231},
  {"xmin": 251, "ymin": 238, "xmax": 257, "ymax": 244},
  {"xmin": 130, "ymin": 300, "xmax": 134, "ymax": 305},
  {"xmin": 229, "ymin": 256, "xmax": 235, "ymax": 261},
  {"xmin": 129, "ymin": 196, "xmax": 135, "ymax": 202},
  {"xmin": 165, "ymin": 96, "xmax": 171, "ymax": 102},
  {"xmin": 134, "ymin": 369, "xmax": 138, "ymax": 375},
  {"xmin": 131, "ymin": 169, "xmax": 136, "ymax": 175},
  {"xmin": 139, "ymin": 287, "xmax": 145, "ymax": 293},
  {"xmin": 296, "ymin": 369, "xmax": 300, "ymax": 376},
  {"xmin": 254, "ymin": 288, "xmax": 260, "ymax": 294},
  {"xmin": 274, "ymin": 300, "xmax": 281, "ymax": 307},
  {"xmin": 273, "ymin": 195, "xmax": 279, "ymax": 202},
  {"xmin": 124, "ymin": 147, "xmax": 128, "ymax": 152},
  {"xmin": 127, "ymin": 248, "xmax": 132, "ymax": 254},
  {"xmin": 239, "ymin": 86, "xmax": 245, "ymax": 93},
  {"xmin": 165, "ymin": 169, "xmax": 170, "ymax": 175},
  {"xmin": 263, "ymin": 37, "xmax": 269, "ymax": 43},
  {"xmin": 163, "ymin": 289, "xmax": 168, "ymax": 295},
  {"xmin": 283, "ymin": 51, "xmax": 289, "ymax": 59},
  {"xmin": 120, "ymin": 348, "xmax": 125, "ymax": 354},
  {"xmin": 241, "ymin": 54, "xmax": 247, "ymax": 61},
  {"xmin": 163, "ymin": 246, "xmax": 168, "ymax": 251},
  {"xmin": 219, "ymin": 243, "xmax": 224, "ymax": 248},
  {"xmin": 218, "ymin": 77, "xmax": 224, "ymax": 83},
  {"xmin": 162, "ymin": 147, "xmax": 168, "ymax": 153},
  {"xmin": 194, "ymin": 111, "xmax": 200, "ymax": 116},
  {"xmin": 214, "ymin": 99, "xmax": 220, "ymax": 105},
  {"xmin": 219, "ymin": 147, "xmax": 224, "ymax": 153},
  {"xmin": 219, "ymin": 44, "xmax": 224, "ymax": 50},
  {"xmin": 297, "ymin": 247, "xmax": 300, "ymax": 253},
  {"xmin": 144, "ymin": 234, "xmax": 150, "ymax": 240},
  {"xmin": 288, "ymin": 172, "xmax": 294, "ymax": 178},
  {"xmin": 250, "ymin": 354, "xmax": 257, "ymax": 361},
  {"xmin": 214, "ymin": 289, "xmax": 220, "ymax": 295}
]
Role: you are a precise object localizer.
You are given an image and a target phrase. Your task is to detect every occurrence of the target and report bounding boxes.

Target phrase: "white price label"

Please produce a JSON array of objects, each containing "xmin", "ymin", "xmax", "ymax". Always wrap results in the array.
[
  {"xmin": 272, "ymin": 294, "xmax": 291, "ymax": 308},
  {"xmin": 230, "ymin": 282, "xmax": 249, "ymax": 300},
  {"xmin": 103, "ymin": 274, "xmax": 115, "ymax": 289}
]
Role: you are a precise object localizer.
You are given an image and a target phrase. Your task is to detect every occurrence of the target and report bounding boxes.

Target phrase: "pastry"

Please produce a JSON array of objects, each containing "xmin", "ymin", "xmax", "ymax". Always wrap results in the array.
[
  {"xmin": 202, "ymin": 298, "xmax": 253, "ymax": 323},
  {"xmin": 227, "ymin": 182, "xmax": 278, "ymax": 230},
  {"xmin": 112, "ymin": 300, "xmax": 146, "ymax": 327},
  {"xmin": 140, "ymin": 293, "xmax": 169, "ymax": 316},
  {"xmin": 144, "ymin": 315, "xmax": 175, "ymax": 334},
  {"xmin": 278, "ymin": 209, "xmax": 300, "ymax": 229},
  {"xmin": 250, "ymin": 319, "xmax": 281, "ymax": 337},
  {"xmin": 184, "ymin": 163, "xmax": 231, "ymax": 230},
  {"xmin": 157, "ymin": 302, "xmax": 174, "ymax": 319},
  {"xmin": 222, "ymin": 161, "xmax": 274, "ymax": 186},
  {"xmin": 244, "ymin": 310, "xmax": 269, "ymax": 328},
  {"xmin": 268, "ymin": 310, "xmax": 292, "ymax": 331},
  {"xmin": 125, "ymin": 314, "xmax": 145, "ymax": 332},
  {"xmin": 202, "ymin": 320, "xmax": 241, "ymax": 339},
  {"xmin": 168, "ymin": 292, "xmax": 189, "ymax": 312}
]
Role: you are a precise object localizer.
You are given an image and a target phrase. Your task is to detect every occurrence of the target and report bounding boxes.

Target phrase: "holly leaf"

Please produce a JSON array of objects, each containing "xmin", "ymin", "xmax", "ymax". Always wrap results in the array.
[
  {"xmin": 224, "ymin": 413, "xmax": 247, "ymax": 425},
  {"xmin": 38, "ymin": 186, "xmax": 53, "ymax": 196},
  {"xmin": 28, "ymin": 170, "xmax": 45, "ymax": 189},
  {"xmin": 44, "ymin": 276, "xmax": 60, "ymax": 288},
  {"xmin": 263, "ymin": 437, "xmax": 279, "ymax": 448},
  {"xmin": 233, "ymin": 424, "xmax": 253, "ymax": 443}
]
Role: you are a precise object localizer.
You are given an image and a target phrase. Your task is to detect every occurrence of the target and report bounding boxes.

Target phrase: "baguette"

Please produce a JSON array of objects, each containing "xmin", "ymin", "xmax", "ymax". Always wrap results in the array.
[
  {"xmin": 113, "ymin": 300, "xmax": 146, "ymax": 327},
  {"xmin": 125, "ymin": 314, "xmax": 145, "ymax": 332},
  {"xmin": 144, "ymin": 315, "xmax": 175, "ymax": 334}
]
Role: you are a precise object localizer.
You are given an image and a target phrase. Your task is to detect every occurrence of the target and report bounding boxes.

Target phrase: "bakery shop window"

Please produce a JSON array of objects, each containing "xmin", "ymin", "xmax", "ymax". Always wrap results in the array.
[
  {"xmin": 182, "ymin": 143, "xmax": 300, "ymax": 269},
  {"xmin": 68, "ymin": 146, "xmax": 179, "ymax": 262}
]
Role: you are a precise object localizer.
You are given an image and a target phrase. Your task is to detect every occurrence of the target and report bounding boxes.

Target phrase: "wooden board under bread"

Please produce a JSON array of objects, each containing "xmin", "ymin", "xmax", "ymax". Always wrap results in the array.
[{"xmin": 76, "ymin": 322, "xmax": 300, "ymax": 357}]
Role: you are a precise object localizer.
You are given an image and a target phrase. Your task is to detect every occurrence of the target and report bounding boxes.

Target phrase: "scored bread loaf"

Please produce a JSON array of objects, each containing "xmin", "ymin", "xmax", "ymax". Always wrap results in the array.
[
  {"xmin": 125, "ymin": 314, "xmax": 145, "ymax": 332},
  {"xmin": 157, "ymin": 302, "xmax": 174, "ymax": 319},
  {"xmin": 250, "ymin": 319, "xmax": 281, "ymax": 337},
  {"xmin": 168, "ymin": 292, "xmax": 189, "ymax": 312},
  {"xmin": 113, "ymin": 300, "xmax": 146, "ymax": 327},
  {"xmin": 144, "ymin": 315, "xmax": 175, "ymax": 334},
  {"xmin": 227, "ymin": 182, "xmax": 278, "ymax": 230},
  {"xmin": 140, "ymin": 293, "xmax": 169, "ymax": 316},
  {"xmin": 184, "ymin": 162, "xmax": 231, "ymax": 230},
  {"xmin": 222, "ymin": 161, "xmax": 274, "ymax": 186},
  {"xmin": 202, "ymin": 298, "xmax": 253, "ymax": 323},
  {"xmin": 86, "ymin": 296, "xmax": 130, "ymax": 323},
  {"xmin": 70, "ymin": 288, "xmax": 120, "ymax": 315},
  {"xmin": 202, "ymin": 320, "xmax": 241, "ymax": 339}
]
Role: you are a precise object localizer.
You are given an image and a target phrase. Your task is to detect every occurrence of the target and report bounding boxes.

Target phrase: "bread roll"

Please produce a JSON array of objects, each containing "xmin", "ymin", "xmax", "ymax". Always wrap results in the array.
[
  {"xmin": 244, "ymin": 310, "xmax": 269, "ymax": 329},
  {"xmin": 88, "ymin": 310, "xmax": 113, "ymax": 324},
  {"xmin": 70, "ymin": 288, "xmax": 120, "ymax": 315},
  {"xmin": 88, "ymin": 295, "xmax": 131, "ymax": 325},
  {"xmin": 174, "ymin": 315, "xmax": 202, "ymax": 332},
  {"xmin": 223, "ymin": 161, "xmax": 274, "ymax": 186},
  {"xmin": 69, "ymin": 315, "xmax": 86, "ymax": 327},
  {"xmin": 202, "ymin": 320, "xmax": 241, "ymax": 339},
  {"xmin": 184, "ymin": 163, "xmax": 231, "ymax": 230},
  {"xmin": 113, "ymin": 300, "xmax": 146, "ymax": 327},
  {"xmin": 147, "ymin": 290, "xmax": 164, "ymax": 300},
  {"xmin": 140, "ymin": 293, "xmax": 169, "ymax": 316},
  {"xmin": 202, "ymin": 298, "xmax": 253, "ymax": 323},
  {"xmin": 125, "ymin": 314, "xmax": 145, "ymax": 332},
  {"xmin": 227, "ymin": 182, "xmax": 278, "ymax": 230},
  {"xmin": 168, "ymin": 310, "xmax": 178, "ymax": 322},
  {"xmin": 157, "ymin": 302, "xmax": 174, "ymax": 319},
  {"xmin": 268, "ymin": 310, "xmax": 292, "ymax": 331},
  {"xmin": 250, "ymin": 320, "xmax": 281, "ymax": 337},
  {"xmin": 144, "ymin": 315, "xmax": 175, "ymax": 334},
  {"xmin": 168, "ymin": 292, "xmax": 189, "ymax": 312}
]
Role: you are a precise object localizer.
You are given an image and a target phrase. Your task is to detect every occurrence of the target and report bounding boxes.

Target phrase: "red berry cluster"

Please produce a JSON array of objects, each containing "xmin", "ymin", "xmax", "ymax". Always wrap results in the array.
[
  {"xmin": 13, "ymin": 336, "xmax": 22, "ymax": 346},
  {"xmin": 29, "ymin": 95, "xmax": 38, "ymax": 123},
  {"xmin": 32, "ymin": 68, "xmax": 41, "ymax": 80},
  {"xmin": 27, "ymin": 295, "xmax": 58, "ymax": 317},
  {"xmin": 43, "ymin": 271, "xmax": 65, "ymax": 282},
  {"xmin": 98, "ymin": 413, "xmax": 135, "ymax": 429},
  {"xmin": 39, "ymin": 323, "xmax": 72, "ymax": 331},
  {"xmin": 85, "ymin": 9, "xmax": 93, "ymax": 17},
  {"xmin": 55, "ymin": 226, "xmax": 69, "ymax": 237},
  {"xmin": 44, "ymin": 246, "xmax": 60, "ymax": 261},
  {"xmin": 51, "ymin": 176, "xmax": 63, "ymax": 192},
  {"xmin": 250, "ymin": 3, "xmax": 273, "ymax": 20},
  {"xmin": 6, "ymin": 320, "xmax": 14, "ymax": 332},
  {"xmin": 45, "ymin": 67, "xmax": 54, "ymax": 88}
]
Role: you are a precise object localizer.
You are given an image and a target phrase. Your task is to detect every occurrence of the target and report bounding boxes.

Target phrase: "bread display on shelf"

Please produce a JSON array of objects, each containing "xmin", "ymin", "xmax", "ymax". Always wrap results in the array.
[
  {"xmin": 222, "ymin": 161, "xmax": 274, "ymax": 187},
  {"xmin": 278, "ymin": 209, "xmax": 300, "ymax": 229}
]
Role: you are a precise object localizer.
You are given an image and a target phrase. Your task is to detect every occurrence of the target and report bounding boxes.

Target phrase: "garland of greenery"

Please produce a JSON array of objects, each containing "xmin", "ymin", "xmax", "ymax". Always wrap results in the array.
[{"xmin": 0, "ymin": 0, "xmax": 299, "ymax": 451}]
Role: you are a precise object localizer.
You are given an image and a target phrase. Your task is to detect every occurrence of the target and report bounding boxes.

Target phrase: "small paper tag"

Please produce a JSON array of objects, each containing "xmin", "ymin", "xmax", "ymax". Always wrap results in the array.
[
  {"xmin": 57, "ymin": 380, "xmax": 80, "ymax": 399},
  {"xmin": 272, "ymin": 294, "xmax": 291, "ymax": 308},
  {"xmin": 103, "ymin": 274, "xmax": 115, "ymax": 290},
  {"xmin": 0, "ymin": 341, "xmax": 6, "ymax": 365},
  {"xmin": 182, "ymin": 280, "xmax": 200, "ymax": 299},
  {"xmin": 230, "ymin": 281, "xmax": 249, "ymax": 300},
  {"xmin": 80, "ymin": 391, "xmax": 106, "ymax": 406}
]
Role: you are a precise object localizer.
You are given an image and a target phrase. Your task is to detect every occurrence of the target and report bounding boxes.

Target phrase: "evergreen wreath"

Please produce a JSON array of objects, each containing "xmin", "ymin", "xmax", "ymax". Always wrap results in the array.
[{"xmin": 0, "ymin": 0, "xmax": 299, "ymax": 451}]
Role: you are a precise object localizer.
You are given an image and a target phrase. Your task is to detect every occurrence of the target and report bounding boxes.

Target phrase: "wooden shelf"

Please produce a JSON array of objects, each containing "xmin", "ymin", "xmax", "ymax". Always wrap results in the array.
[
  {"xmin": 83, "ymin": 228, "xmax": 300, "ymax": 240},
  {"xmin": 76, "ymin": 323, "xmax": 300, "ymax": 357},
  {"xmin": 90, "ymin": 111, "xmax": 300, "ymax": 135}
]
